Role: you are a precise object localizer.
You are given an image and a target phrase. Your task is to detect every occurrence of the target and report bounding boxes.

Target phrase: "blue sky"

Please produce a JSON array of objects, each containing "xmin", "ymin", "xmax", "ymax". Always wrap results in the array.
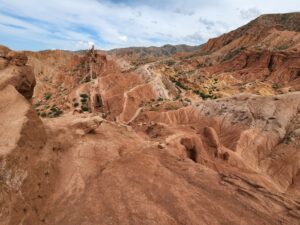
[{"xmin": 0, "ymin": 0, "xmax": 299, "ymax": 51}]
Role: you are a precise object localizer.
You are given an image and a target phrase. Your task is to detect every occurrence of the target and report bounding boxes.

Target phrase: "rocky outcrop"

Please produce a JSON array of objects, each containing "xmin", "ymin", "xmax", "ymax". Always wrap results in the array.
[
  {"xmin": 0, "ymin": 48, "xmax": 35, "ymax": 99},
  {"xmin": 0, "ymin": 47, "xmax": 52, "ymax": 225},
  {"xmin": 2, "ymin": 90, "xmax": 296, "ymax": 224},
  {"xmin": 134, "ymin": 93, "xmax": 300, "ymax": 196},
  {"xmin": 0, "ymin": 85, "xmax": 50, "ymax": 225},
  {"xmin": 0, "ymin": 86, "xmax": 50, "ymax": 225}
]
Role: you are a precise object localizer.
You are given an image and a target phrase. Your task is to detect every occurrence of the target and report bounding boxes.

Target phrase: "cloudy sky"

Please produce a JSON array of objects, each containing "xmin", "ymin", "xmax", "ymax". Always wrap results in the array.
[{"xmin": 0, "ymin": 0, "xmax": 299, "ymax": 51}]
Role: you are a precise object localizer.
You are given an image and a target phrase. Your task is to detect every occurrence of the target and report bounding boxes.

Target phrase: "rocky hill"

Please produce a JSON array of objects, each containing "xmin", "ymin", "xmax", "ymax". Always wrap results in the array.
[
  {"xmin": 108, "ymin": 44, "xmax": 200, "ymax": 63},
  {"xmin": 160, "ymin": 12, "xmax": 300, "ymax": 98},
  {"xmin": 201, "ymin": 12, "xmax": 300, "ymax": 54},
  {"xmin": 0, "ymin": 13, "xmax": 299, "ymax": 225}
]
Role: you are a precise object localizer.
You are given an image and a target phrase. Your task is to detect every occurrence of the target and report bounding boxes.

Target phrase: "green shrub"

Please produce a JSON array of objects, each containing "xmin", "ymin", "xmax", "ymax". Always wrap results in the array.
[
  {"xmin": 79, "ymin": 93, "xmax": 89, "ymax": 99},
  {"xmin": 174, "ymin": 80, "xmax": 189, "ymax": 90},
  {"xmin": 44, "ymin": 93, "xmax": 52, "ymax": 100},
  {"xmin": 80, "ymin": 98, "xmax": 87, "ymax": 103},
  {"xmin": 81, "ymin": 106, "xmax": 90, "ymax": 112},
  {"xmin": 49, "ymin": 106, "xmax": 63, "ymax": 117}
]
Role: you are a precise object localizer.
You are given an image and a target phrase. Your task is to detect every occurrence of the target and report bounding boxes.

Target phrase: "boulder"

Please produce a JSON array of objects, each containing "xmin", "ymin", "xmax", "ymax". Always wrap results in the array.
[
  {"xmin": 0, "ymin": 65, "xmax": 36, "ymax": 99},
  {"xmin": 0, "ymin": 45, "xmax": 11, "ymax": 57},
  {"xmin": 0, "ymin": 57, "xmax": 8, "ymax": 70}
]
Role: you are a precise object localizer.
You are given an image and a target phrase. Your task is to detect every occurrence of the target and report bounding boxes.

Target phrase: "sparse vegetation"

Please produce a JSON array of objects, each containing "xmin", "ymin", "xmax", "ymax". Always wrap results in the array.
[
  {"xmin": 165, "ymin": 59, "xmax": 176, "ymax": 67},
  {"xmin": 172, "ymin": 80, "xmax": 189, "ymax": 90},
  {"xmin": 222, "ymin": 47, "xmax": 245, "ymax": 62},
  {"xmin": 193, "ymin": 90, "xmax": 216, "ymax": 100},
  {"xmin": 37, "ymin": 104, "xmax": 63, "ymax": 118},
  {"xmin": 49, "ymin": 106, "xmax": 63, "ymax": 118}
]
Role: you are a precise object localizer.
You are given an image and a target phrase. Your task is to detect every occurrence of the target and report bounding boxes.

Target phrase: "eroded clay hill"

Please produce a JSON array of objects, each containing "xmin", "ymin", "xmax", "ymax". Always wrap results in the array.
[{"xmin": 0, "ymin": 13, "xmax": 300, "ymax": 225}]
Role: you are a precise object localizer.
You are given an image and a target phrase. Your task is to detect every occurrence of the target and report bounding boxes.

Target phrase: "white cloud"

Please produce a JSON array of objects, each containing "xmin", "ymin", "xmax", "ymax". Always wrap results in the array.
[
  {"xmin": 119, "ymin": 35, "xmax": 128, "ymax": 42},
  {"xmin": 0, "ymin": 0, "xmax": 299, "ymax": 50},
  {"xmin": 239, "ymin": 7, "xmax": 261, "ymax": 20}
]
